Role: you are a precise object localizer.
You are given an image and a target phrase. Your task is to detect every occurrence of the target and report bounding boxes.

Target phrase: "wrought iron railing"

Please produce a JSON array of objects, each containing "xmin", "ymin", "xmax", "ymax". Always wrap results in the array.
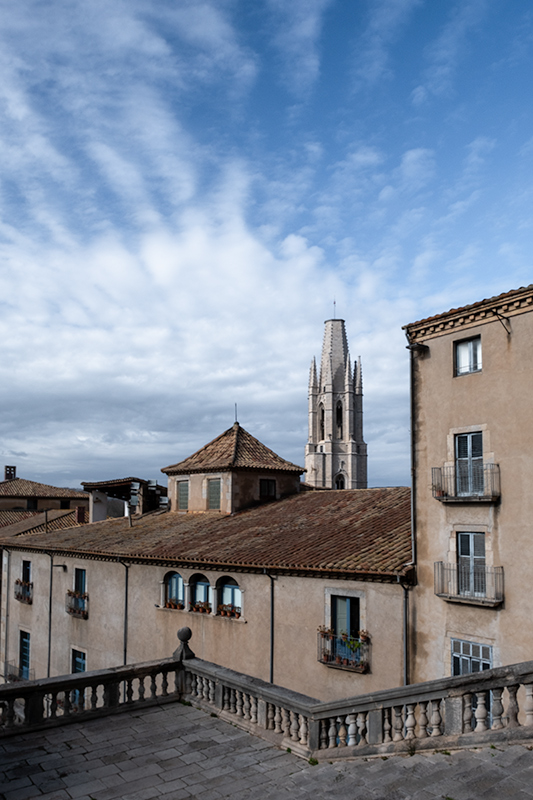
[
  {"xmin": 65, "ymin": 592, "xmax": 89, "ymax": 619},
  {"xmin": 432, "ymin": 463, "xmax": 500, "ymax": 501},
  {"xmin": 317, "ymin": 632, "xmax": 369, "ymax": 673},
  {"xmin": 434, "ymin": 562, "xmax": 504, "ymax": 606},
  {"xmin": 14, "ymin": 580, "xmax": 33, "ymax": 604},
  {"xmin": 4, "ymin": 661, "xmax": 35, "ymax": 682}
]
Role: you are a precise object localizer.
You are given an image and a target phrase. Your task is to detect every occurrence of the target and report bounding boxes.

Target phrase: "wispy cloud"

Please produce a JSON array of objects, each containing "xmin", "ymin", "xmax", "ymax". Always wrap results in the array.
[
  {"xmin": 411, "ymin": 0, "xmax": 488, "ymax": 104},
  {"xmin": 352, "ymin": 0, "xmax": 423, "ymax": 88},
  {"xmin": 264, "ymin": 0, "xmax": 334, "ymax": 95}
]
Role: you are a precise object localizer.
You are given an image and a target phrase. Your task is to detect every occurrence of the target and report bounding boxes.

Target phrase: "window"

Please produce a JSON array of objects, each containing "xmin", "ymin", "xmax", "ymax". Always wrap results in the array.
[
  {"xmin": 164, "ymin": 571, "xmax": 184, "ymax": 608},
  {"xmin": 334, "ymin": 474, "xmax": 345, "ymax": 490},
  {"xmin": 455, "ymin": 432, "xmax": 483, "ymax": 495},
  {"xmin": 26, "ymin": 498, "xmax": 38, "ymax": 511},
  {"xmin": 455, "ymin": 337, "xmax": 481, "ymax": 376},
  {"xmin": 72, "ymin": 649, "xmax": 86, "ymax": 673},
  {"xmin": 217, "ymin": 577, "xmax": 242, "ymax": 617},
  {"xmin": 336, "ymin": 402, "xmax": 343, "ymax": 439},
  {"xmin": 15, "ymin": 560, "xmax": 33, "ymax": 604},
  {"xmin": 259, "ymin": 479, "xmax": 276, "ymax": 501},
  {"xmin": 319, "ymin": 405, "xmax": 325, "ymax": 441},
  {"xmin": 452, "ymin": 639, "xmax": 492, "ymax": 676},
  {"xmin": 207, "ymin": 479, "xmax": 220, "ymax": 510},
  {"xmin": 190, "ymin": 573, "xmax": 211, "ymax": 611},
  {"xmin": 458, "ymin": 532, "xmax": 486, "ymax": 597},
  {"xmin": 60, "ymin": 500, "xmax": 70, "ymax": 509},
  {"xmin": 75, "ymin": 568, "xmax": 86, "ymax": 595},
  {"xmin": 177, "ymin": 481, "xmax": 189, "ymax": 511},
  {"xmin": 19, "ymin": 631, "xmax": 30, "ymax": 680},
  {"xmin": 332, "ymin": 595, "xmax": 360, "ymax": 638},
  {"xmin": 66, "ymin": 568, "xmax": 88, "ymax": 619},
  {"xmin": 22, "ymin": 560, "xmax": 31, "ymax": 584}
]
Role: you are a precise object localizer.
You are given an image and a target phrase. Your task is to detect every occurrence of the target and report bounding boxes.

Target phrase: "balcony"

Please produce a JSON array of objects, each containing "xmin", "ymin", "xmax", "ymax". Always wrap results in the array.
[
  {"xmin": 14, "ymin": 580, "xmax": 33, "ymax": 604},
  {"xmin": 4, "ymin": 661, "xmax": 35, "ymax": 682},
  {"xmin": 66, "ymin": 591, "xmax": 89, "ymax": 619},
  {"xmin": 317, "ymin": 631, "xmax": 370, "ymax": 673},
  {"xmin": 431, "ymin": 464, "xmax": 500, "ymax": 502},
  {"xmin": 434, "ymin": 562, "xmax": 504, "ymax": 607}
]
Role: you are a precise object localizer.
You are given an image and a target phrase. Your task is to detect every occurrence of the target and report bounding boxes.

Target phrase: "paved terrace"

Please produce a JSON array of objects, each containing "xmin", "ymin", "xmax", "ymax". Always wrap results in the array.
[{"xmin": 2, "ymin": 700, "xmax": 533, "ymax": 800}]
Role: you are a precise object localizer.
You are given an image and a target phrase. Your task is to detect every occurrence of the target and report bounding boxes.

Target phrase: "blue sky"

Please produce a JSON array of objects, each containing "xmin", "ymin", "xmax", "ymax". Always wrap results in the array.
[{"xmin": 1, "ymin": 0, "xmax": 532, "ymax": 489}]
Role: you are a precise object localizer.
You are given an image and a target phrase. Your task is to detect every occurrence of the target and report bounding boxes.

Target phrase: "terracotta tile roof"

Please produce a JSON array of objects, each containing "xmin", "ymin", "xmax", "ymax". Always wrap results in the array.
[
  {"xmin": 0, "ymin": 508, "xmax": 88, "ymax": 537},
  {"xmin": 404, "ymin": 284, "xmax": 533, "ymax": 330},
  {"xmin": 0, "ymin": 488, "xmax": 412, "ymax": 579},
  {"xmin": 162, "ymin": 423, "xmax": 304, "ymax": 475},
  {"xmin": 0, "ymin": 478, "xmax": 88, "ymax": 499},
  {"xmin": 0, "ymin": 511, "xmax": 40, "ymax": 529},
  {"xmin": 81, "ymin": 477, "xmax": 148, "ymax": 489}
]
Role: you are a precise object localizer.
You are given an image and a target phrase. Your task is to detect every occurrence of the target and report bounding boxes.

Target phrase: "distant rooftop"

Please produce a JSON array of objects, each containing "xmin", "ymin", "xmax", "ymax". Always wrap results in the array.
[
  {"xmin": 0, "ymin": 478, "xmax": 88, "ymax": 499},
  {"xmin": 162, "ymin": 422, "xmax": 304, "ymax": 475}
]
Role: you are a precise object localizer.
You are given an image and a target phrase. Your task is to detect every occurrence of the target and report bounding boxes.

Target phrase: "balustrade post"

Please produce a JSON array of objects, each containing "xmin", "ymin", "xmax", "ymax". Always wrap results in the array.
[
  {"xmin": 418, "ymin": 701, "xmax": 429, "ymax": 738},
  {"xmin": 474, "ymin": 692, "xmax": 488, "ymax": 732},
  {"xmin": 367, "ymin": 709, "xmax": 383, "ymax": 745},
  {"xmin": 491, "ymin": 688, "xmax": 504, "ymax": 730},
  {"xmin": 404, "ymin": 704, "xmax": 416, "ymax": 740},
  {"xmin": 505, "ymin": 685, "xmax": 520, "ymax": 728},
  {"xmin": 347, "ymin": 713, "xmax": 357, "ymax": 746},
  {"xmin": 393, "ymin": 706, "xmax": 404, "ymax": 741},
  {"xmin": 214, "ymin": 682, "xmax": 224, "ymax": 710},
  {"xmin": 26, "ymin": 690, "xmax": 45, "ymax": 726},
  {"xmin": 257, "ymin": 698, "xmax": 267, "ymax": 728},
  {"xmin": 328, "ymin": 717, "xmax": 337, "ymax": 748},
  {"xmin": 430, "ymin": 699, "xmax": 442, "ymax": 737},
  {"xmin": 383, "ymin": 708, "xmax": 392, "ymax": 743},
  {"xmin": 462, "ymin": 693, "xmax": 473, "ymax": 733},
  {"xmin": 443, "ymin": 696, "xmax": 463, "ymax": 735},
  {"xmin": 525, "ymin": 684, "xmax": 533, "ymax": 726},
  {"xmin": 356, "ymin": 712, "xmax": 367, "ymax": 746},
  {"xmin": 299, "ymin": 715, "xmax": 308, "ymax": 745},
  {"xmin": 337, "ymin": 716, "xmax": 347, "ymax": 747},
  {"xmin": 290, "ymin": 711, "xmax": 300, "ymax": 742},
  {"xmin": 307, "ymin": 718, "xmax": 321, "ymax": 751}
]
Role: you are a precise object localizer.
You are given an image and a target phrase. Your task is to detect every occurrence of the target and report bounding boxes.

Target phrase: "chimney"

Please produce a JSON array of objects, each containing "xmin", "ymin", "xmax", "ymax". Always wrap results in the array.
[
  {"xmin": 4, "ymin": 466, "xmax": 16, "ymax": 481},
  {"xmin": 75, "ymin": 506, "xmax": 85, "ymax": 525}
]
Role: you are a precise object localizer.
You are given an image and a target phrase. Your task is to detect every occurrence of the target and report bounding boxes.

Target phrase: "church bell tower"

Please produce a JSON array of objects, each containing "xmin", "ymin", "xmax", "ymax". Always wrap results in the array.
[{"xmin": 304, "ymin": 319, "xmax": 367, "ymax": 489}]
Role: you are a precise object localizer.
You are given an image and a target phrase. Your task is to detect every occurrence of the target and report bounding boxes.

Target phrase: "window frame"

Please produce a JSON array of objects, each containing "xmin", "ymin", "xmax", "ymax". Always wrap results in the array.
[
  {"xmin": 454, "ymin": 336, "xmax": 482, "ymax": 377},
  {"xmin": 177, "ymin": 481, "xmax": 189, "ymax": 511},
  {"xmin": 457, "ymin": 532, "xmax": 486, "ymax": 598},
  {"xmin": 259, "ymin": 479, "xmax": 276, "ymax": 502},
  {"xmin": 216, "ymin": 576, "xmax": 242, "ymax": 617},
  {"xmin": 207, "ymin": 478, "xmax": 221, "ymax": 510},
  {"xmin": 455, "ymin": 431, "xmax": 483, "ymax": 496},
  {"xmin": 164, "ymin": 571, "xmax": 184, "ymax": 608},
  {"xmin": 19, "ymin": 630, "xmax": 31, "ymax": 680}
]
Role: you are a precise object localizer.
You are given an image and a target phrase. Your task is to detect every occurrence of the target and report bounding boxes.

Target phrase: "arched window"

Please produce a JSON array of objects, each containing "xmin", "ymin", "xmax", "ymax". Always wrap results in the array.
[
  {"xmin": 336, "ymin": 402, "xmax": 343, "ymax": 439},
  {"xmin": 164, "ymin": 571, "xmax": 184, "ymax": 609},
  {"xmin": 335, "ymin": 474, "xmax": 345, "ymax": 490},
  {"xmin": 216, "ymin": 577, "xmax": 242, "ymax": 618},
  {"xmin": 319, "ymin": 405, "xmax": 325, "ymax": 441},
  {"xmin": 189, "ymin": 573, "xmax": 211, "ymax": 612}
]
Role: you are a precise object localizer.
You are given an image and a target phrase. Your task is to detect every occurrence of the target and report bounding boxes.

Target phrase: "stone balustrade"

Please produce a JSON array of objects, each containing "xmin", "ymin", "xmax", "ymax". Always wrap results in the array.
[{"xmin": 2, "ymin": 630, "xmax": 533, "ymax": 759}]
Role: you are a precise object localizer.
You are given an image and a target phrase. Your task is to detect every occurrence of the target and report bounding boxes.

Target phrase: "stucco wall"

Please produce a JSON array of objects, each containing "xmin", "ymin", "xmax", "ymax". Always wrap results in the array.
[
  {"xmin": 1, "ymin": 550, "xmax": 405, "ymax": 702},
  {"xmin": 411, "ymin": 307, "xmax": 533, "ymax": 683}
]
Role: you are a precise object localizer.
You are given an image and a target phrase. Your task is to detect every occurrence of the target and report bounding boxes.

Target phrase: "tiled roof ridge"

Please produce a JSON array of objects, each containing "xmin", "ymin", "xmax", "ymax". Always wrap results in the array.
[
  {"xmin": 0, "ymin": 478, "xmax": 88, "ymax": 498},
  {"xmin": 81, "ymin": 477, "xmax": 148, "ymax": 488},
  {"xmin": 161, "ymin": 422, "xmax": 304, "ymax": 474},
  {"xmin": 404, "ymin": 284, "xmax": 533, "ymax": 333}
]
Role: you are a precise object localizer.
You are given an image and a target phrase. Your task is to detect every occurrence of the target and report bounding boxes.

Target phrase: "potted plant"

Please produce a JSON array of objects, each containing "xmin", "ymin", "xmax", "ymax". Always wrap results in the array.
[{"xmin": 358, "ymin": 629, "xmax": 370, "ymax": 643}]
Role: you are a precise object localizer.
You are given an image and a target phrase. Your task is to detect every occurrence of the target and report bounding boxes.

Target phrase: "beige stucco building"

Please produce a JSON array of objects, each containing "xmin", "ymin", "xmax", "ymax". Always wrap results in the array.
[
  {"xmin": 0, "ymin": 423, "xmax": 412, "ymax": 702},
  {"xmin": 404, "ymin": 284, "xmax": 533, "ymax": 683}
]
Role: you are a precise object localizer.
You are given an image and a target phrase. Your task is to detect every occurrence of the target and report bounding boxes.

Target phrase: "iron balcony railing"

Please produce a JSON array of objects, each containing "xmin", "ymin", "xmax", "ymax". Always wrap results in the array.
[
  {"xmin": 66, "ymin": 591, "xmax": 89, "ymax": 620},
  {"xmin": 317, "ymin": 632, "xmax": 369, "ymax": 673},
  {"xmin": 14, "ymin": 580, "xmax": 33, "ymax": 604},
  {"xmin": 434, "ymin": 562, "xmax": 504, "ymax": 606},
  {"xmin": 431, "ymin": 463, "xmax": 500, "ymax": 501},
  {"xmin": 4, "ymin": 661, "xmax": 35, "ymax": 683}
]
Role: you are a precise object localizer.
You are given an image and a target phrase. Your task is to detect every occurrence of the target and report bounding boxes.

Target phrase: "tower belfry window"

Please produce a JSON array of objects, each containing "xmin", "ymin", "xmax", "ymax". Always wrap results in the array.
[
  {"xmin": 319, "ymin": 406, "xmax": 325, "ymax": 441},
  {"xmin": 336, "ymin": 403, "xmax": 343, "ymax": 439}
]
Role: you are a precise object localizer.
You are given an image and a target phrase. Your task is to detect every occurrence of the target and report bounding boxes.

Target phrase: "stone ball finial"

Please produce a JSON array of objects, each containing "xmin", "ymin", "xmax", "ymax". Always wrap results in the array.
[
  {"xmin": 174, "ymin": 627, "xmax": 195, "ymax": 661},
  {"xmin": 177, "ymin": 627, "xmax": 192, "ymax": 643}
]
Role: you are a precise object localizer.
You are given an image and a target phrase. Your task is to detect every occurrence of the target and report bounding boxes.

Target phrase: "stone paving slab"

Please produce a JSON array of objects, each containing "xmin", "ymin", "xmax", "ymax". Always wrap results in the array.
[{"xmin": 2, "ymin": 702, "xmax": 533, "ymax": 799}]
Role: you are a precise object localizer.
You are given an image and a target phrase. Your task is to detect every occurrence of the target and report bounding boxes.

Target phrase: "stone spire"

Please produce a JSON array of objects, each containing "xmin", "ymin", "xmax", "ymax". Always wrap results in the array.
[{"xmin": 305, "ymin": 319, "xmax": 367, "ymax": 489}]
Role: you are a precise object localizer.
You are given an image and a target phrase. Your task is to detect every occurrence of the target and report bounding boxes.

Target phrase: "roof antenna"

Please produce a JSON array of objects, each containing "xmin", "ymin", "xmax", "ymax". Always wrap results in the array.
[
  {"xmin": 333, "ymin": 298, "xmax": 336, "ymax": 319},
  {"xmin": 235, "ymin": 403, "xmax": 238, "ymax": 423}
]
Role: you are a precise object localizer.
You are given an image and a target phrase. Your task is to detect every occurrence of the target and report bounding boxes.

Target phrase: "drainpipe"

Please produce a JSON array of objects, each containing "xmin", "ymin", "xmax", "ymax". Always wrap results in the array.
[
  {"xmin": 264, "ymin": 570, "xmax": 275, "ymax": 683},
  {"xmin": 3, "ymin": 548, "xmax": 10, "ymax": 679},
  {"xmin": 119, "ymin": 561, "xmax": 130, "ymax": 665},
  {"xmin": 397, "ymin": 573, "xmax": 410, "ymax": 687},
  {"xmin": 47, "ymin": 553, "xmax": 53, "ymax": 678}
]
